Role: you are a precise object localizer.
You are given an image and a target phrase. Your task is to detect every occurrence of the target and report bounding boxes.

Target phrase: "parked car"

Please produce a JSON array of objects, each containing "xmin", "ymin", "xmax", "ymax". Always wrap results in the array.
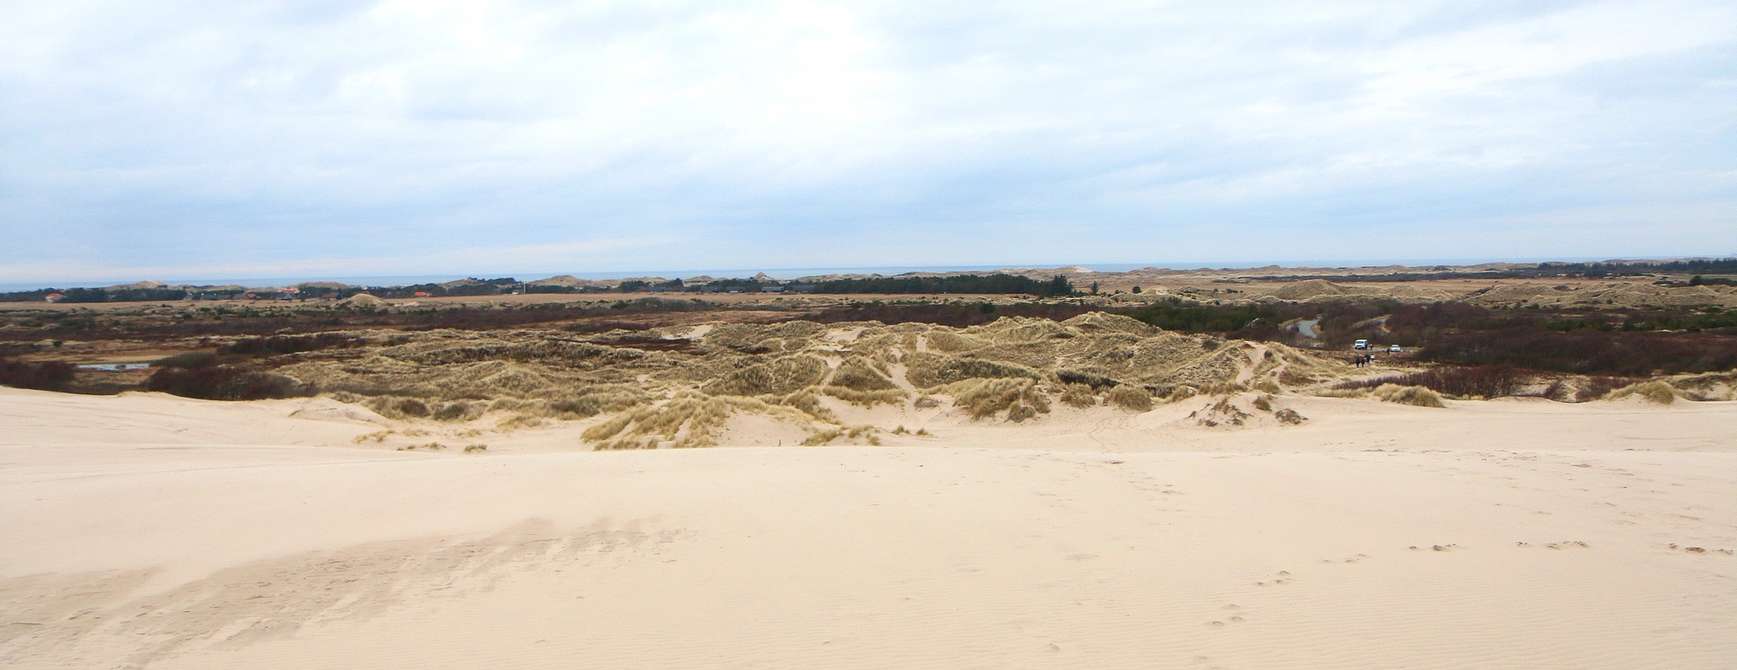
[
  {"xmin": 1353, "ymin": 339, "xmax": 1369, "ymax": 350},
  {"xmin": 1388, "ymin": 344, "xmax": 1402, "ymax": 353}
]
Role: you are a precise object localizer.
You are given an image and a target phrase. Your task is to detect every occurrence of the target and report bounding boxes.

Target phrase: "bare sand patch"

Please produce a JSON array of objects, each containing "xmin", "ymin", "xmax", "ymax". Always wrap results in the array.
[{"xmin": 3, "ymin": 387, "xmax": 1737, "ymax": 667}]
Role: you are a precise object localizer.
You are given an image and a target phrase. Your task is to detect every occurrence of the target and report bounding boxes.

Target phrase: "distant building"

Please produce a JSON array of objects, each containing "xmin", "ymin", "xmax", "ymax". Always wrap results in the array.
[
  {"xmin": 760, "ymin": 285, "xmax": 785, "ymax": 293},
  {"xmin": 413, "ymin": 291, "xmax": 432, "ymax": 298},
  {"xmin": 43, "ymin": 292, "xmax": 64, "ymax": 303}
]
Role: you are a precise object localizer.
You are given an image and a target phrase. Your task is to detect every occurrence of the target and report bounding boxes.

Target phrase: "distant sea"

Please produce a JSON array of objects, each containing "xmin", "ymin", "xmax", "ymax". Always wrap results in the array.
[{"xmin": 0, "ymin": 256, "xmax": 1675, "ymax": 292}]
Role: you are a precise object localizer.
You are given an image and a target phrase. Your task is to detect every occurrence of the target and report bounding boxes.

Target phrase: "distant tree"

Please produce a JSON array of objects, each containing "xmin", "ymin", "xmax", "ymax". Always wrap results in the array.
[
  {"xmin": 1131, "ymin": 285, "xmax": 1142, "ymax": 294},
  {"xmin": 1690, "ymin": 275, "xmax": 1705, "ymax": 286},
  {"xmin": 810, "ymin": 273, "xmax": 1060, "ymax": 296},
  {"xmin": 1089, "ymin": 281, "xmax": 1100, "ymax": 295}
]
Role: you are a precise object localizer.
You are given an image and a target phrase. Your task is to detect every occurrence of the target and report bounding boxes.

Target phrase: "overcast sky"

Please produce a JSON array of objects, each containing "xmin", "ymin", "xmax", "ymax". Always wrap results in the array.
[{"xmin": 2, "ymin": 1, "xmax": 1735, "ymax": 283}]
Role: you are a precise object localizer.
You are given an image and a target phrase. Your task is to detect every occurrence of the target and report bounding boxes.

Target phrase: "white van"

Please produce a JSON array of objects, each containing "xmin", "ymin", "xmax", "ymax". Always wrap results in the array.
[{"xmin": 1353, "ymin": 339, "xmax": 1369, "ymax": 350}]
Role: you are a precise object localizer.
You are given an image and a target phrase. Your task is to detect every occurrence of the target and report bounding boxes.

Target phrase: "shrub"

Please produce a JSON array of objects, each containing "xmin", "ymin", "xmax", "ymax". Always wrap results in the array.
[
  {"xmin": 0, "ymin": 358, "xmax": 76, "ymax": 391},
  {"xmin": 1275, "ymin": 408, "xmax": 1307, "ymax": 424},
  {"xmin": 144, "ymin": 365, "xmax": 310, "ymax": 400},
  {"xmin": 1417, "ymin": 330, "xmax": 1737, "ymax": 375},
  {"xmin": 582, "ymin": 413, "xmax": 635, "ymax": 442},
  {"xmin": 497, "ymin": 414, "xmax": 546, "ymax": 431},
  {"xmin": 1334, "ymin": 365, "xmax": 1524, "ymax": 398},
  {"xmin": 702, "ymin": 355, "xmax": 827, "ymax": 396},
  {"xmin": 1187, "ymin": 397, "xmax": 1252, "ymax": 427},
  {"xmin": 1371, "ymin": 384, "xmax": 1445, "ymax": 408},
  {"xmin": 1105, "ymin": 385, "xmax": 1153, "ymax": 412},
  {"xmin": 222, "ymin": 333, "xmax": 361, "ymax": 356},
  {"xmin": 153, "ymin": 351, "xmax": 218, "ymax": 369},
  {"xmin": 821, "ymin": 386, "xmax": 907, "ymax": 407},
  {"xmin": 1575, "ymin": 376, "xmax": 1632, "ymax": 402},
  {"xmin": 905, "ymin": 354, "xmax": 1038, "ymax": 388},
  {"xmin": 944, "ymin": 378, "xmax": 1050, "ymax": 421},
  {"xmin": 807, "ymin": 302, "xmax": 1099, "ymax": 328},
  {"xmin": 363, "ymin": 396, "xmax": 431, "ymax": 419},
  {"xmin": 1058, "ymin": 383, "xmax": 1097, "ymax": 408},
  {"xmin": 830, "ymin": 357, "xmax": 898, "ymax": 391},
  {"xmin": 1164, "ymin": 386, "xmax": 1198, "ymax": 403},
  {"xmin": 1605, "ymin": 381, "xmax": 1677, "ymax": 404},
  {"xmin": 432, "ymin": 401, "xmax": 482, "ymax": 422},
  {"xmin": 1056, "ymin": 369, "xmax": 1119, "ymax": 389}
]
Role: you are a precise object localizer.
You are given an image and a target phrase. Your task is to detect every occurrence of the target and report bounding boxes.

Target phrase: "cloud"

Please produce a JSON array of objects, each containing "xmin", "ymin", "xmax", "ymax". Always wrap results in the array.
[
  {"xmin": 0, "ymin": 234, "xmax": 675, "ymax": 284},
  {"xmin": 1, "ymin": 0, "xmax": 1734, "ymax": 282}
]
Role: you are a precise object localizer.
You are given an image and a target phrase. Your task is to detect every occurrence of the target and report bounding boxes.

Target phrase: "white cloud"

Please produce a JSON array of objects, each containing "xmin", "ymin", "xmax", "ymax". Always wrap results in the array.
[{"xmin": 1, "ymin": 0, "xmax": 1734, "ymax": 282}]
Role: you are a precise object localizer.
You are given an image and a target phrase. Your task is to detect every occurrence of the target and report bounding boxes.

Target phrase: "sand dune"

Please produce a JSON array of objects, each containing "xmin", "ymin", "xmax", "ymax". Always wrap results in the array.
[{"xmin": 3, "ymin": 387, "xmax": 1736, "ymax": 668}]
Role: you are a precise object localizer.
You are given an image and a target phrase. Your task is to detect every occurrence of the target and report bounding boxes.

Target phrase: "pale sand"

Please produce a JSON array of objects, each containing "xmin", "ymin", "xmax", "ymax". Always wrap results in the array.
[{"xmin": 3, "ymin": 388, "xmax": 1735, "ymax": 668}]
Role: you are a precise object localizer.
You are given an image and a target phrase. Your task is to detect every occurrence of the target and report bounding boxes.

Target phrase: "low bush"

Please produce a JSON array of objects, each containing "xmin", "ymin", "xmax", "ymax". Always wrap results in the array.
[
  {"xmin": 1605, "ymin": 381, "xmax": 1677, "ymax": 404},
  {"xmin": 144, "ymin": 365, "xmax": 310, "ymax": 400},
  {"xmin": 1417, "ymin": 330, "xmax": 1737, "ymax": 375},
  {"xmin": 1334, "ymin": 365, "xmax": 1523, "ymax": 398},
  {"xmin": 1574, "ymin": 376, "xmax": 1632, "ymax": 402},
  {"xmin": 820, "ymin": 386, "xmax": 907, "ymax": 407},
  {"xmin": 1056, "ymin": 369, "xmax": 1119, "ymax": 389},
  {"xmin": 1105, "ymin": 384, "xmax": 1153, "ymax": 412},
  {"xmin": 944, "ymin": 378, "xmax": 1050, "ymax": 421},
  {"xmin": 1058, "ymin": 383, "xmax": 1097, "ymax": 408},
  {"xmin": 154, "ymin": 351, "xmax": 218, "ymax": 369},
  {"xmin": 0, "ymin": 358, "xmax": 76, "ymax": 391},
  {"xmin": 830, "ymin": 358, "xmax": 898, "ymax": 391},
  {"xmin": 222, "ymin": 333, "xmax": 361, "ymax": 356},
  {"xmin": 702, "ymin": 355, "xmax": 828, "ymax": 396},
  {"xmin": 1371, "ymin": 384, "xmax": 1445, "ymax": 408},
  {"xmin": 432, "ymin": 400, "xmax": 483, "ymax": 422}
]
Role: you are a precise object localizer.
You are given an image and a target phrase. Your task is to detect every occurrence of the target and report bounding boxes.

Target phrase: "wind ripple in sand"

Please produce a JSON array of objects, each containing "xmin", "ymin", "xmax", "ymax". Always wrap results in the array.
[{"xmin": 0, "ymin": 518, "xmax": 686, "ymax": 668}]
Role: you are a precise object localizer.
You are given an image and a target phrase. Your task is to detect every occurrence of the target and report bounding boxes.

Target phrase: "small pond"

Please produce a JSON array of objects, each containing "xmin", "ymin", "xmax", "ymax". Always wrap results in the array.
[{"xmin": 77, "ymin": 362, "xmax": 154, "ymax": 372}]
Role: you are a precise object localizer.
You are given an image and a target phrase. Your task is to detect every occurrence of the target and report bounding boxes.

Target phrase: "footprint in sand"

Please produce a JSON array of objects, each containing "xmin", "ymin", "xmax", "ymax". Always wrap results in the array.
[
  {"xmin": 1258, "ymin": 570, "xmax": 1294, "ymax": 586},
  {"xmin": 1669, "ymin": 543, "xmax": 1736, "ymax": 555},
  {"xmin": 1208, "ymin": 605, "xmax": 1247, "ymax": 627}
]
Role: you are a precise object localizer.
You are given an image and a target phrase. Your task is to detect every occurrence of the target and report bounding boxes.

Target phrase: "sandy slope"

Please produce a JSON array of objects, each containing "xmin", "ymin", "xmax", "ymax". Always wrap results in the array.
[{"xmin": 3, "ymin": 388, "xmax": 1736, "ymax": 669}]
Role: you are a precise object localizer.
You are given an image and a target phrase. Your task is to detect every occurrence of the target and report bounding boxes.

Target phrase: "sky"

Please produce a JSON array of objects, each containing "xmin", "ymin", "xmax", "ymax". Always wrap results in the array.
[{"xmin": 2, "ymin": 0, "xmax": 1735, "ymax": 284}]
